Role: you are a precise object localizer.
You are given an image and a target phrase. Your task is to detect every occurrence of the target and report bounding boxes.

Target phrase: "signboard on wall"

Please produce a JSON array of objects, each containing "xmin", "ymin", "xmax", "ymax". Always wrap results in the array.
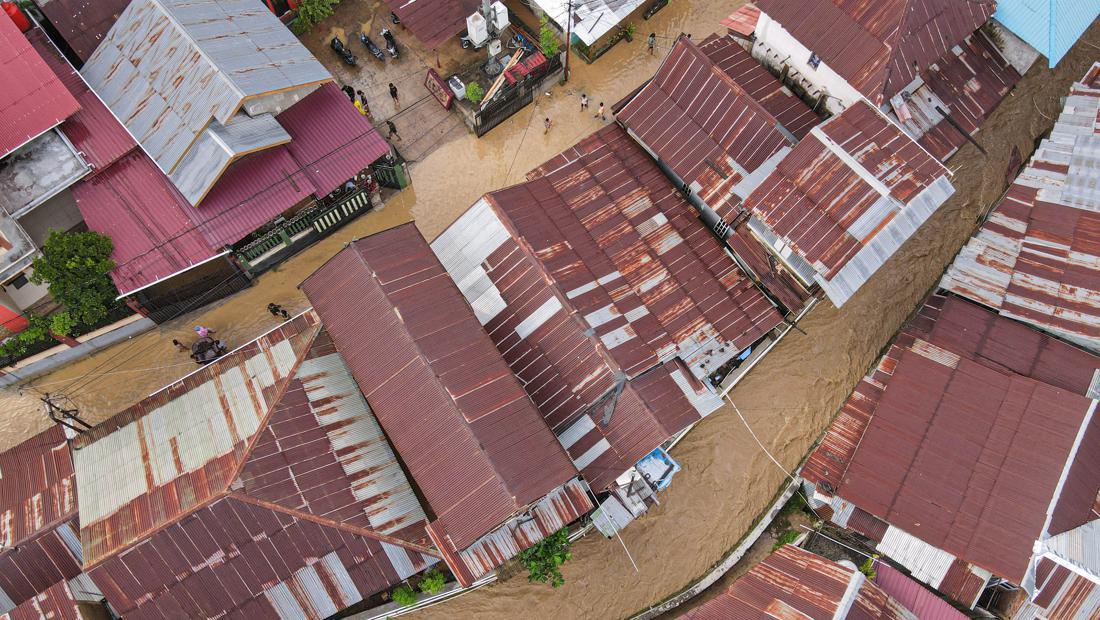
[{"xmin": 425, "ymin": 69, "xmax": 454, "ymax": 110}]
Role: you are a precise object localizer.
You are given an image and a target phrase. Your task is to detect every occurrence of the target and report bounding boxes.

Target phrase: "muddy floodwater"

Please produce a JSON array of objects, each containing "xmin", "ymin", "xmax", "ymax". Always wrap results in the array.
[{"xmin": 2, "ymin": 1, "xmax": 1098, "ymax": 617}]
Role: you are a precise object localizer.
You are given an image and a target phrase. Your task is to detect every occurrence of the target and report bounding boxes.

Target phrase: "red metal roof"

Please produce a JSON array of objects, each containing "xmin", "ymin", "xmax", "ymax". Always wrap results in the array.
[
  {"xmin": 755, "ymin": 0, "xmax": 995, "ymax": 104},
  {"xmin": 1020, "ymin": 558, "xmax": 1100, "ymax": 619},
  {"xmin": 0, "ymin": 521, "xmax": 83, "ymax": 616},
  {"xmin": 26, "ymin": 28, "xmax": 136, "ymax": 173},
  {"xmin": 71, "ymin": 150, "xmax": 220, "ymax": 295},
  {"xmin": 88, "ymin": 494, "xmax": 429, "ymax": 619},
  {"xmin": 278, "ymin": 82, "xmax": 390, "ymax": 197},
  {"xmin": 382, "ymin": 0, "xmax": 479, "ymax": 49},
  {"xmin": 941, "ymin": 65, "xmax": 1100, "ymax": 352},
  {"xmin": 73, "ymin": 313, "xmax": 324, "ymax": 566},
  {"xmin": 0, "ymin": 10, "xmax": 80, "ymax": 159},
  {"xmin": 681, "ymin": 545, "xmax": 927, "ymax": 619},
  {"xmin": 720, "ymin": 3, "xmax": 760, "ymax": 37},
  {"xmin": 805, "ymin": 294, "xmax": 1100, "ymax": 584},
  {"xmin": 616, "ymin": 37, "xmax": 795, "ymax": 212},
  {"xmin": 0, "ymin": 425, "xmax": 75, "ymax": 550},
  {"xmin": 31, "ymin": 0, "xmax": 130, "ymax": 62},
  {"xmin": 904, "ymin": 34, "xmax": 1020, "ymax": 161},
  {"xmin": 300, "ymin": 223, "xmax": 579, "ymax": 565},
  {"xmin": 873, "ymin": 563, "xmax": 968, "ymax": 620},
  {"xmin": 73, "ymin": 312, "xmax": 439, "ymax": 617},
  {"xmin": 1, "ymin": 580, "xmax": 82, "ymax": 620},
  {"xmin": 699, "ymin": 34, "xmax": 822, "ymax": 140},
  {"xmin": 744, "ymin": 100, "xmax": 948, "ymax": 305}
]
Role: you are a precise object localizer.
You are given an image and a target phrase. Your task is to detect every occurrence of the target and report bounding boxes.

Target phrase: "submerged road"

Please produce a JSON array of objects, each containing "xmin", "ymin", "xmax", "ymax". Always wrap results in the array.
[{"xmin": 1, "ymin": 2, "xmax": 1097, "ymax": 618}]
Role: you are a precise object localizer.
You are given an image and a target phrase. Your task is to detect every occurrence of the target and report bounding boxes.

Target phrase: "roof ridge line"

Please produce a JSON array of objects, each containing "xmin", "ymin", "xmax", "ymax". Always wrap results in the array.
[{"xmin": 227, "ymin": 491, "xmax": 440, "ymax": 557}]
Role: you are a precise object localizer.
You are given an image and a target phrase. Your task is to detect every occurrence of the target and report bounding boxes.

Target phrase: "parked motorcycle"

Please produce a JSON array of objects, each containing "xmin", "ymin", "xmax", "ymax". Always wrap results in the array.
[
  {"xmin": 359, "ymin": 32, "xmax": 384, "ymax": 61},
  {"xmin": 381, "ymin": 27, "xmax": 399, "ymax": 59},
  {"xmin": 390, "ymin": 11, "xmax": 401, "ymax": 25},
  {"xmin": 330, "ymin": 36, "xmax": 357, "ymax": 66}
]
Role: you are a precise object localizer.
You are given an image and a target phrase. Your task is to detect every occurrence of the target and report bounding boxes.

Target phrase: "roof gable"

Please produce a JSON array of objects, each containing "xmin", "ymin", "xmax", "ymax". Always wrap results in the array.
[
  {"xmin": 301, "ymin": 223, "xmax": 579, "ymax": 553},
  {"xmin": 73, "ymin": 313, "xmax": 323, "ymax": 566},
  {"xmin": 616, "ymin": 37, "xmax": 795, "ymax": 211}
]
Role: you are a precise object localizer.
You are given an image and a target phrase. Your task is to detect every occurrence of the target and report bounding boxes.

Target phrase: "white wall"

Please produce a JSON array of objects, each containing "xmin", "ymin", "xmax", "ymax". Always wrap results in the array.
[{"xmin": 752, "ymin": 12, "xmax": 864, "ymax": 115}]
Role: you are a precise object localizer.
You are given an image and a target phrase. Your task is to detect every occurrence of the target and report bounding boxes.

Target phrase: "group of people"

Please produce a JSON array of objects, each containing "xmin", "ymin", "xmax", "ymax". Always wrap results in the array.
[
  {"xmin": 341, "ymin": 84, "xmax": 402, "ymax": 142},
  {"xmin": 172, "ymin": 325, "xmax": 227, "ymax": 365}
]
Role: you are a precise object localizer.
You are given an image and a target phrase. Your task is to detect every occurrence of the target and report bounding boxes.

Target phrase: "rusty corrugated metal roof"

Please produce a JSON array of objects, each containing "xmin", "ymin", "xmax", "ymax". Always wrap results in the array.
[
  {"xmin": 0, "ymin": 579, "xmax": 82, "ymax": 620},
  {"xmin": 300, "ymin": 223, "xmax": 580, "ymax": 571},
  {"xmin": 0, "ymin": 425, "xmax": 74, "ymax": 551},
  {"xmin": 617, "ymin": 37, "xmax": 796, "ymax": 214},
  {"xmin": 895, "ymin": 33, "xmax": 1020, "ymax": 162},
  {"xmin": 433, "ymin": 124, "xmax": 775, "ymax": 488},
  {"xmin": 745, "ymin": 100, "xmax": 951, "ymax": 306},
  {"xmin": 382, "ymin": 0, "xmax": 479, "ymax": 49},
  {"xmin": 74, "ymin": 311, "xmax": 441, "ymax": 617},
  {"xmin": 0, "ymin": 519, "xmax": 82, "ymax": 615},
  {"xmin": 88, "ymin": 494, "xmax": 430, "ymax": 619},
  {"xmin": 681, "ymin": 545, "xmax": 925, "ymax": 619},
  {"xmin": 445, "ymin": 478, "xmax": 594, "ymax": 586},
  {"xmin": 73, "ymin": 312, "xmax": 324, "ymax": 567},
  {"xmin": 804, "ymin": 293, "xmax": 1100, "ymax": 585},
  {"xmin": 873, "ymin": 563, "xmax": 968, "ymax": 620},
  {"xmin": 699, "ymin": 33, "xmax": 822, "ymax": 141},
  {"xmin": 941, "ymin": 63, "xmax": 1100, "ymax": 352},
  {"xmin": 756, "ymin": 0, "xmax": 995, "ymax": 104}
]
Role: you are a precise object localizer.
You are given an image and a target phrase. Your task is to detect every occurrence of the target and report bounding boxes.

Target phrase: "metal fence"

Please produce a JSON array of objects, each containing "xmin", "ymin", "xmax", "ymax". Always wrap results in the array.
[{"xmin": 472, "ymin": 55, "xmax": 563, "ymax": 137}]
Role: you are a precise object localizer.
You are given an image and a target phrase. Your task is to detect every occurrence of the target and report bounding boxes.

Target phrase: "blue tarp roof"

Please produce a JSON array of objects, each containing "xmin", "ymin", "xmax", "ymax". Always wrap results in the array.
[{"xmin": 994, "ymin": 0, "xmax": 1100, "ymax": 67}]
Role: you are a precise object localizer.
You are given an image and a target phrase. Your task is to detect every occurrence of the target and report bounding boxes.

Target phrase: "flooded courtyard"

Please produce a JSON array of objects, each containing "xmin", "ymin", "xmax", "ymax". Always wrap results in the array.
[{"xmin": 2, "ymin": 1, "xmax": 1098, "ymax": 618}]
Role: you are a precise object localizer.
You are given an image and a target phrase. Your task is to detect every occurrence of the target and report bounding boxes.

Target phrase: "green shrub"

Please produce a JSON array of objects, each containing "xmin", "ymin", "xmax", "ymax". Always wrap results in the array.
[
  {"xmin": 539, "ymin": 14, "xmax": 560, "ymax": 57},
  {"xmin": 418, "ymin": 568, "xmax": 446, "ymax": 595},
  {"xmin": 519, "ymin": 528, "xmax": 571, "ymax": 588},
  {"xmin": 30, "ymin": 229, "xmax": 117, "ymax": 336},
  {"xmin": 773, "ymin": 530, "xmax": 799, "ymax": 550},
  {"xmin": 391, "ymin": 584, "xmax": 417, "ymax": 607},
  {"xmin": 859, "ymin": 557, "xmax": 877, "ymax": 579},
  {"xmin": 465, "ymin": 82, "xmax": 484, "ymax": 103},
  {"xmin": 291, "ymin": 0, "xmax": 340, "ymax": 35}
]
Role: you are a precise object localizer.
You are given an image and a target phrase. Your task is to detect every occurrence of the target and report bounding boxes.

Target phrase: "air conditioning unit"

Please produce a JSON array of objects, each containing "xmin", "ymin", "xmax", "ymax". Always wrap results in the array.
[
  {"xmin": 490, "ymin": 1, "xmax": 509, "ymax": 31},
  {"xmin": 466, "ymin": 11, "xmax": 489, "ymax": 47}
]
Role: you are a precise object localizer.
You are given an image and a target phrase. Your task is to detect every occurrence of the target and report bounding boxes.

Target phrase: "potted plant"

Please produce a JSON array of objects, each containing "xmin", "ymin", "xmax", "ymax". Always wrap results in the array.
[{"xmin": 623, "ymin": 23, "xmax": 636, "ymax": 42}]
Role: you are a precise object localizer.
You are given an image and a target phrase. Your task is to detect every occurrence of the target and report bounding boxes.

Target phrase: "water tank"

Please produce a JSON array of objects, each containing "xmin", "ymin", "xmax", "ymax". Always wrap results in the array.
[
  {"xmin": 466, "ymin": 12, "xmax": 489, "ymax": 47},
  {"xmin": 490, "ymin": 1, "xmax": 509, "ymax": 31}
]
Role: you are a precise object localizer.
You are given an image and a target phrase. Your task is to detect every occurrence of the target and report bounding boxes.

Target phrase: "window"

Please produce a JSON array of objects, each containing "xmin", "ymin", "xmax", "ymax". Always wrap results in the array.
[{"xmin": 10, "ymin": 274, "xmax": 28, "ymax": 289}]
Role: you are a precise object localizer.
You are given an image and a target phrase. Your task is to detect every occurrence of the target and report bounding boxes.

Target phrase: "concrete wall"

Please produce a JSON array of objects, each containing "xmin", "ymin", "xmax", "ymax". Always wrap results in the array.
[{"xmin": 752, "ymin": 12, "xmax": 863, "ymax": 115}]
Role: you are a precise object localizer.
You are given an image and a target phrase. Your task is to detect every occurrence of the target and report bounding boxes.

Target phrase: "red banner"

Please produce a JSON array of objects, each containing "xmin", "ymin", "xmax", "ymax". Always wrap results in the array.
[{"xmin": 425, "ymin": 69, "xmax": 454, "ymax": 110}]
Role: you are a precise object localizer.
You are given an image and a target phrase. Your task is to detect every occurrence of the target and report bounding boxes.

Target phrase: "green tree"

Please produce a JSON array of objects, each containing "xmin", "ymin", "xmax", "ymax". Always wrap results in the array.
[
  {"xmin": 539, "ymin": 14, "xmax": 560, "ymax": 57},
  {"xmin": 518, "ymin": 528, "xmax": 571, "ymax": 587},
  {"xmin": 465, "ymin": 82, "xmax": 484, "ymax": 103},
  {"xmin": 391, "ymin": 584, "xmax": 417, "ymax": 606},
  {"xmin": 291, "ymin": 0, "xmax": 341, "ymax": 34},
  {"xmin": 859, "ymin": 556, "xmax": 878, "ymax": 579},
  {"xmin": 418, "ymin": 569, "xmax": 446, "ymax": 595},
  {"xmin": 29, "ymin": 229, "xmax": 116, "ymax": 336}
]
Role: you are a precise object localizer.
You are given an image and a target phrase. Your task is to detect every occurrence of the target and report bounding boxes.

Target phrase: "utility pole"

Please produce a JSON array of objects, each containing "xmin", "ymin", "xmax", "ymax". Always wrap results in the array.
[
  {"xmin": 563, "ymin": 0, "xmax": 572, "ymax": 82},
  {"xmin": 42, "ymin": 393, "xmax": 91, "ymax": 434}
]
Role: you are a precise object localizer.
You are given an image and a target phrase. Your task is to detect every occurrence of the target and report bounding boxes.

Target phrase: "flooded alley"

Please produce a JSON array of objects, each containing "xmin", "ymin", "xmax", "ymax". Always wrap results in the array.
[{"xmin": 1, "ymin": 1, "xmax": 1097, "ymax": 618}]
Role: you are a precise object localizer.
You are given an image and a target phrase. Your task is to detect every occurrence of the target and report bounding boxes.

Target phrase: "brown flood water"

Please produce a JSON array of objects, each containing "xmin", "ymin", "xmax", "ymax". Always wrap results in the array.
[{"xmin": 1, "ymin": 2, "xmax": 1097, "ymax": 617}]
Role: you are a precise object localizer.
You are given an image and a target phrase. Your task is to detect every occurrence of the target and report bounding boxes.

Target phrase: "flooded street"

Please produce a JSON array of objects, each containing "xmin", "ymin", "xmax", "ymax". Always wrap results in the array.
[{"xmin": 1, "ymin": 0, "xmax": 1097, "ymax": 617}]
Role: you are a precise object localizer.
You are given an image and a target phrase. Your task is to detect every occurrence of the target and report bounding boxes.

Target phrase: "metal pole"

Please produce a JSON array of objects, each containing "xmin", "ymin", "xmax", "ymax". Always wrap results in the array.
[
  {"xmin": 614, "ymin": 529, "xmax": 640, "ymax": 572},
  {"xmin": 563, "ymin": 0, "xmax": 572, "ymax": 82}
]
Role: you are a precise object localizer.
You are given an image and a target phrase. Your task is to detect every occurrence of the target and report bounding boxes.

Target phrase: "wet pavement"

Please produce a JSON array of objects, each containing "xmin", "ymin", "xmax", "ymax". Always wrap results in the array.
[{"xmin": 1, "ymin": 2, "xmax": 1098, "ymax": 619}]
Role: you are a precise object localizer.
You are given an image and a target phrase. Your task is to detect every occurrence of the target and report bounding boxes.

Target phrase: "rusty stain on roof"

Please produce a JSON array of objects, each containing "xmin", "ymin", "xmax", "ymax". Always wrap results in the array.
[
  {"xmin": 804, "ymin": 293, "xmax": 1100, "ymax": 584},
  {"xmin": 300, "ymin": 223, "xmax": 580, "ymax": 579},
  {"xmin": 756, "ymin": 0, "xmax": 995, "ymax": 104},
  {"xmin": 942, "ymin": 63, "xmax": 1100, "ymax": 353},
  {"xmin": 682, "ymin": 544, "xmax": 938, "ymax": 619},
  {"xmin": 616, "ymin": 37, "xmax": 796, "ymax": 213},
  {"xmin": 745, "ymin": 100, "xmax": 951, "ymax": 306}
]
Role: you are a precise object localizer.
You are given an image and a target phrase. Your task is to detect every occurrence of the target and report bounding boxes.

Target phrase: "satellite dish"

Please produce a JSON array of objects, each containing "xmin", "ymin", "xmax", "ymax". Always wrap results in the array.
[{"xmin": 489, "ymin": 38, "xmax": 502, "ymax": 56}]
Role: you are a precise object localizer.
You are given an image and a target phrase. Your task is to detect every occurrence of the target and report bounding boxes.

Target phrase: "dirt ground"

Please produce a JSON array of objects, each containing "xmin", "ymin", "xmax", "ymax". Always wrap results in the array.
[{"xmin": 0, "ymin": 2, "xmax": 1097, "ymax": 619}]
